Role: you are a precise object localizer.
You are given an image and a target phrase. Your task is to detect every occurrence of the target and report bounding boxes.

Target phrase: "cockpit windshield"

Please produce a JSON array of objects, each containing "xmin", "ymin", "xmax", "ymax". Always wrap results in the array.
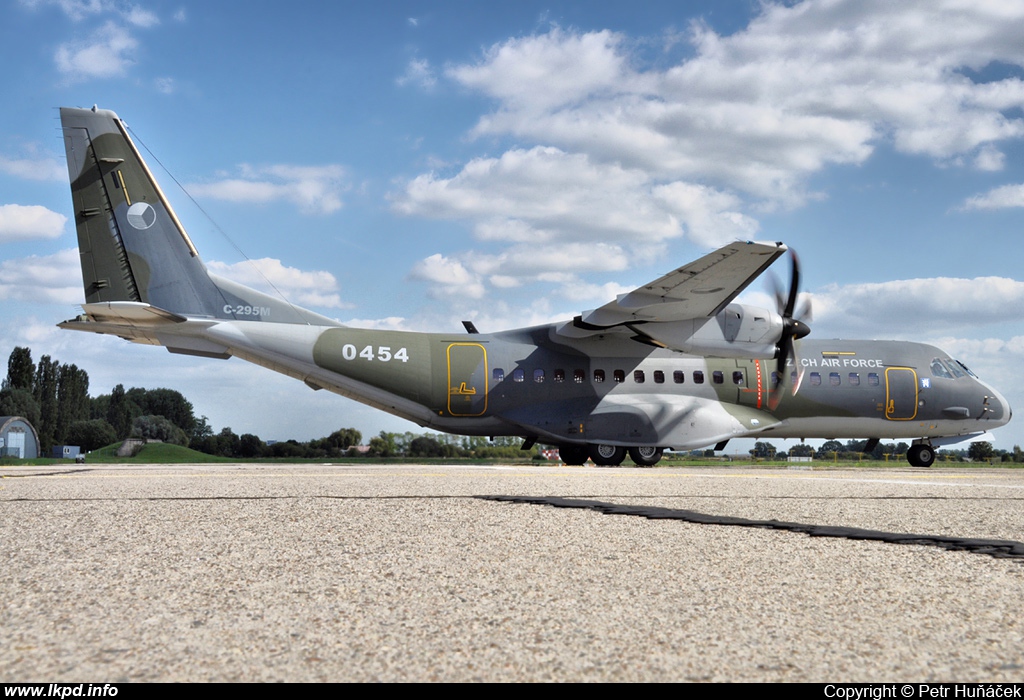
[{"xmin": 932, "ymin": 357, "xmax": 978, "ymax": 379}]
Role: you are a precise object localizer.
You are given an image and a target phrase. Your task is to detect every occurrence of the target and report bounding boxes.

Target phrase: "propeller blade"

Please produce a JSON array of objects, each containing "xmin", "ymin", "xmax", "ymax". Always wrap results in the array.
[{"xmin": 767, "ymin": 249, "xmax": 811, "ymax": 410}]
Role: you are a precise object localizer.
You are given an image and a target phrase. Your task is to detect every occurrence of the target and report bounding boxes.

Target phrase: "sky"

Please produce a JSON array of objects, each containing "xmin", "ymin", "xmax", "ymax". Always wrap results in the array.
[{"xmin": 2, "ymin": 0, "xmax": 1024, "ymax": 450}]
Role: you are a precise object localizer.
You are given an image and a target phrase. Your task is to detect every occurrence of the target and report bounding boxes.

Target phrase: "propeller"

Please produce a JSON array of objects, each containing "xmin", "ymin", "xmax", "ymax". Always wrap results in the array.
[{"xmin": 768, "ymin": 250, "xmax": 812, "ymax": 409}]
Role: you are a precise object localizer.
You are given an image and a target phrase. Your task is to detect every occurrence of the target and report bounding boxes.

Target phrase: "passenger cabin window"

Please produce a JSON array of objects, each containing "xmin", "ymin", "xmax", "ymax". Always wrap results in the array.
[
  {"xmin": 712, "ymin": 371, "xmax": 724, "ymax": 384},
  {"xmin": 512, "ymin": 368, "xmax": 524, "ymax": 382},
  {"xmin": 829, "ymin": 372, "xmax": 840, "ymax": 386},
  {"xmin": 693, "ymin": 371, "xmax": 705, "ymax": 384},
  {"xmin": 634, "ymin": 370, "xmax": 645, "ymax": 384},
  {"xmin": 574, "ymin": 369, "xmax": 585, "ymax": 383},
  {"xmin": 673, "ymin": 370, "xmax": 685, "ymax": 384},
  {"xmin": 654, "ymin": 370, "xmax": 665, "ymax": 384},
  {"xmin": 534, "ymin": 369, "xmax": 545, "ymax": 383},
  {"xmin": 594, "ymin": 369, "xmax": 605, "ymax": 383},
  {"xmin": 810, "ymin": 372, "xmax": 821, "ymax": 386},
  {"xmin": 613, "ymin": 369, "xmax": 625, "ymax": 383},
  {"xmin": 553, "ymin": 369, "xmax": 565, "ymax": 383},
  {"xmin": 849, "ymin": 373, "xmax": 860, "ymax": 386},
  {"xmin": 493, "ymin": 368, "xmax": 504, "ymax": 383},
  {"xmin": 732, "ymin": 371, "xmax": 744, "ymax": 385},
  {"xmin": 868, "ymin": 373, "xmax": 879, "ymax": 386}
]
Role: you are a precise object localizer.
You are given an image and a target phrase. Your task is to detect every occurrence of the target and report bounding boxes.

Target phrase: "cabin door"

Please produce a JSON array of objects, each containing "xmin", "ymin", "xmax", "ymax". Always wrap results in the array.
[
  {"xmin": 446, "ymin": 343, "xmax": 488, "ymax": 416},
  {"xmin": 885, "ymin": 367, "xmax": 918, "ymax": 420}
]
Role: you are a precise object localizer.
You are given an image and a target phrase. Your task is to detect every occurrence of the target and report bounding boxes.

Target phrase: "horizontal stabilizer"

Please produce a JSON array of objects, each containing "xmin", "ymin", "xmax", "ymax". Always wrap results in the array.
[{"xmin": 78, "ymin": 301, "xmax": 186, "ymax": 326}]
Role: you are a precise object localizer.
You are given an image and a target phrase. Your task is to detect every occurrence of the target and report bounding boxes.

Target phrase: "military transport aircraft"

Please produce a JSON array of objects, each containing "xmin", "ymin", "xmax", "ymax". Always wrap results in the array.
[{"xmin": 57, "ymin": 106, "xmax": 1011, "ymax": 467}]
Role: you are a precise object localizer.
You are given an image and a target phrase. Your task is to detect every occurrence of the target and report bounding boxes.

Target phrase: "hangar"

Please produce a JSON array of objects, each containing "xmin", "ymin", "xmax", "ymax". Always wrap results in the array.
[{"xmin": 0, "ymin": 416, "xmax": 41, "ymax": 459}]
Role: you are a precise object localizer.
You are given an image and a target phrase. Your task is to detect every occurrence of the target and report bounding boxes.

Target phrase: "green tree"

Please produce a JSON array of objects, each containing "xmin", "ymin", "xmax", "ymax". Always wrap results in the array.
[
  {"xmin": 106, "ymin": 384, "xmax": 135, "ymax": 439},
  {"xmin": 66, "ymin": 419, "xmax": 117, "ymax": 452},
  {"xmin": 4, "ymin": 347, "xmax": 35, "ymax": 391},
  {"xmin": 55, "ymin": 363, "xmax": 90, "ymax": 444},
  {"xmin": 789, "ymin": 443, "xmax": 814, "ymax": 458},
  {"xmin": 0, "ymin": 387, "xmax": 41, "ymax": 427},
  {"xmin": 190, "ymin": 415, "xmax": 214, "ymax": 448},
  {"xmin": 33, "ymin": 355, "xmax": 60, "ymax": 451},
  {"xmin": 130, "ymin": 415, "xmax": 188, "ymax": 446},
  {"xmin": 367, "ymin": 431, "xmax": 399, "ymax": 457},
  {"xmin": 968, "ymin": 441, "xmax": 994, "ymax": 462},
  {"xmin": 238, "ymin": 433, "xmax": 264, "ymax": 458},
  {"xmin": 126, "ymin": 387, "xmax": 195, "ymax": 435},
  {"xmin": 816, "ymin": 440, "xmax": 844, "ymax": 459}
]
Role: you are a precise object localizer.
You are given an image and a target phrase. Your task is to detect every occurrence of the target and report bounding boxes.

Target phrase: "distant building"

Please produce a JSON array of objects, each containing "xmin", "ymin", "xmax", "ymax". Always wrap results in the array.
[
  {"xmin": 0, "ymin": 416, "xmax": 41, "ymax": 459},
  {"xmin": 52, "ymin": 445, "xmax": 82, "ymax": 459}
]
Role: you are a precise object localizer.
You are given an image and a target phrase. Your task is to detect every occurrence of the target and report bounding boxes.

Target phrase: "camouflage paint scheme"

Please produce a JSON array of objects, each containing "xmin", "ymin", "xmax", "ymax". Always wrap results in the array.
[{"xmin": 57, "ymin": 107, "xmax": 1011, "ymax": 466}]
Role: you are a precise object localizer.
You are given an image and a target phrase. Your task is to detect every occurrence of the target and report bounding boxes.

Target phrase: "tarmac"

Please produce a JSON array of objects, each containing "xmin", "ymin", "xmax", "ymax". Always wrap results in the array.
[{"xmin": 1, "ymin": 462, "xmax": 1022, "ymax": 682}]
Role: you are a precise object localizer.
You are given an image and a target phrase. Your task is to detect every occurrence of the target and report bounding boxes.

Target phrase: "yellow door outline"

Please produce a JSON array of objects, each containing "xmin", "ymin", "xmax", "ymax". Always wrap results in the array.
[
  {"xmin": 885, "ymin": 367, "xmax": 918, "ymax": 421},
  {"xmin": 446, "ymin": 343, "xmax": 488, "ymax": 416}
]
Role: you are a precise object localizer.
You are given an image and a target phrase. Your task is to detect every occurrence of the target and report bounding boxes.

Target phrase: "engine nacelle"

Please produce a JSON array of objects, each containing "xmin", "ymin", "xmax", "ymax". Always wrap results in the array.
[{"xmin": 641, "ymin": 303, "xmax": 783, "ymax": 359}]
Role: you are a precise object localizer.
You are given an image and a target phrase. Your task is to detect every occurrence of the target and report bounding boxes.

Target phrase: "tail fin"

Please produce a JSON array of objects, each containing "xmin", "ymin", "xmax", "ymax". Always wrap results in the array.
[{"xmin": 60, "ymin": 106, "xmax": 337, "ymax": 326}]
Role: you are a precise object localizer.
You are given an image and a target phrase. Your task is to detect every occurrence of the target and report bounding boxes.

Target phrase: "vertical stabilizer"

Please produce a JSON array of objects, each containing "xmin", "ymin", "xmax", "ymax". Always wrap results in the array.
[
  {"xmin": 60, "ymin": 106, "xmax": 341, "ymax": 327},
  {"xmin": 61, "ymin": 106, "xmax": 223, "ymax": 316}
]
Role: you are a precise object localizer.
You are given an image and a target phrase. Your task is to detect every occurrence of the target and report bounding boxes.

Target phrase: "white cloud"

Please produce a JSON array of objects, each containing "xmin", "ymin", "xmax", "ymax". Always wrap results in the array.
[
  {"xmin": 124, "ymin": 4, "xmax": 158, "ymax": 27},
  {"xmin": 445, "ymin": 5, "xmax": 1024, "ymax": 204},
  {"xmin": 23, "ymin": 0, "xmax": 158, "ymax": 25},
  {"xmin": 189, "ymin": 164, "xmax": 348, "ymax": 215},
  {"xmin": 391, "ymin": 4, "xmax": 1024, "ymax": 298},
  {"xmin": 55, "ymin": 21, "xmax": 137, "ymax": 81},
  {"xmin": 960, "ymin": 183, "xmax": 1024, "ymax": 210},
  {"xmin": 397, "ymin": 58, "xmax": 436, "ymax": 89},
  {"xmin": 409, "ymin": 253, "xmax": 485, "ymax": 299},
  {"xmin": 20, "ymin": 0, "xmax": 106, "ymax": 22},
  {"xmin": 396, "ymin": 146, "xmax": 756, "ymax": 252},
  {"xmin": 0, "ymin": 154, "xmax": 66, "ymax": 182},
  {"xmin": 207, "ymin": 258, "xmax": 349, "ymax": 310},
  {"xmin": 810, "ymin": 275, "xmax": 1024, "ymax": 336},
  {"xmin": 343, "ymin": 316, "xmax": 409, "ymax": 331},
  {"xmin": 973, "ymin": 145, "xmax": 1005, "ymax": 171},
  {"xmin": 0, "ymin": 248, "xmax": 83, "ymax": 303},
  {"xmin": 0, "ymin": 204, "xmax": 67, "ymax": 242},
  {"xmin": 448, "ymin": 28, "xmax": 632, "ymax": 113},
  {"xmin": 394, "ymin": 146, "xmax": 758, "ymax": 294},
  {"xmin": 154, "ymin": 76, "xmax": 175, "ymax": 94}
]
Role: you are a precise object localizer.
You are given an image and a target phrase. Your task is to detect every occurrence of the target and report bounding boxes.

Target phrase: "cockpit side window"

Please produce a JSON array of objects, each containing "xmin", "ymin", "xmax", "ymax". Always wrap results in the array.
[
  {"xmin": 954, "ymin": 359, "xmax": 978, "ymax": 378},
  {"xmin": 930, "ymin": 358, "xmax": 954, "ymax": 380}
]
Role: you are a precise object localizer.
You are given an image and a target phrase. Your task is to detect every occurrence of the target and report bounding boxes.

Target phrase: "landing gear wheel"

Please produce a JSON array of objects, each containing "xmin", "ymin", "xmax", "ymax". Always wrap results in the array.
[
  {"xmin": 907, "ymin": 444, "xmax": 936, "ymax": 468},
  {"xmin": 628, "ymin": 446, "xmax": 663, "ymax": 467},
  {"xmin": 589, "ymin": 444, "xmax": 626, "ymax": 467},
  {"xmin": 559, "ymin": 444, "xmax": 589, "ymax": 466}
]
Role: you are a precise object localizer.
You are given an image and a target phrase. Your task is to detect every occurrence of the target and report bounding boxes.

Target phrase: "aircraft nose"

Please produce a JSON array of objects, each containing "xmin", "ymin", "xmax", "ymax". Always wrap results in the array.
[{"xmin": 982, "ymin": 384, "xmax": 1012, "ymax": 426}]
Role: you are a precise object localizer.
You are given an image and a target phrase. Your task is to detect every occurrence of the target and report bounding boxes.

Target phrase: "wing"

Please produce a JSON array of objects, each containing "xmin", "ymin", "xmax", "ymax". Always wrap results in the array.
[{"xmin": 581, "ymin": 240, "xmax": 785, "ymax": 327}]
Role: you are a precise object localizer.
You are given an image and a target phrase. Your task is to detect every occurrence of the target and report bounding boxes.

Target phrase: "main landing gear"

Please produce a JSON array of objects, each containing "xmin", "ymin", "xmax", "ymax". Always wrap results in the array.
[
  {"xmin": 907, "ymin": 442, "xmax": 936, "ymax": 468},
  {"xmin": 557, "ymin": 444, "xmax": 664, "ymax": 467}
]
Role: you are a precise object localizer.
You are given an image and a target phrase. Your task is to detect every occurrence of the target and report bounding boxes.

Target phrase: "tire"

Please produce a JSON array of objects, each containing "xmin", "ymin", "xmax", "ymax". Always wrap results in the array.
[
  {"xmin": 589, "ymin": 443, "xmax": 626, "ymax": 466},
  {"xmin": 907, "ymin": 444, "xmax": 935, "ymax": 468},
  {"xmin": 559, "ymin": 444, "xmax": 589, "ymax": 466},
  {"xmin": 628, "ymin": 446, "xmax": 663, "ymax": 467}
]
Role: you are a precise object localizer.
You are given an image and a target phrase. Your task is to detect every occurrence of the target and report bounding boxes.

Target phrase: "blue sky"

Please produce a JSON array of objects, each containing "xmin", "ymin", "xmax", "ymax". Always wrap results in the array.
[{"xmin": 2, "ymin": 0, "xmax": 1024, "ymax": 450}]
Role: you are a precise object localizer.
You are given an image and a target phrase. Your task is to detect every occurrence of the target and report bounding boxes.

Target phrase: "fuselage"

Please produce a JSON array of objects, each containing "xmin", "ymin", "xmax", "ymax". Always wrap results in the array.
[{"xmin": 194, "ymin": 320, "xmax": 1011, "ymax": 452}]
